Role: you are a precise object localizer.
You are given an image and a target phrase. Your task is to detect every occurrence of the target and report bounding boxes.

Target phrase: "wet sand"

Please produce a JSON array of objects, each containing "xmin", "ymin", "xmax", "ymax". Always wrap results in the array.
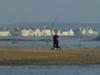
[{"xmin": 0, "ymin": 46, "xmax": 100, "ymax": 65}]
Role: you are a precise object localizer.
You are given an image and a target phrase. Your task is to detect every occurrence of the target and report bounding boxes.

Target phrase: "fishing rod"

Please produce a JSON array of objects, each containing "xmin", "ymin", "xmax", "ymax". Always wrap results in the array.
[
  {"xmin": 51, "ymin": 16, "xmax": 58, "ymax": 32},
  {"xmin": 46, "ymin": 16, "xmax": 58, "ymax": 48}
]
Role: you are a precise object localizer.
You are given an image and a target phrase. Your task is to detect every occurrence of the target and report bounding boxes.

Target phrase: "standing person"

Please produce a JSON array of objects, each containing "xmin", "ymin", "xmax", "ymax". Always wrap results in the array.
[{"xmin": 52, "ymin": 32, "xmax": 61, "ymax": 50}]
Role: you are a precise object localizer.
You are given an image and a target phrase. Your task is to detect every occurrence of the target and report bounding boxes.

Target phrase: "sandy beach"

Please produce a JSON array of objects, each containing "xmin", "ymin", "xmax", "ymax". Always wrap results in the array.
[{"xmin": 0, "ymin": 46, "xmax": 100, "ymax": 65}]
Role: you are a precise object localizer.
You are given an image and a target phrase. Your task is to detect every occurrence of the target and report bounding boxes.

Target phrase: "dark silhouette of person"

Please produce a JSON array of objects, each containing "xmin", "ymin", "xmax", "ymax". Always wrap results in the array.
[{"xmin": 52, "ymin": 32, "xmax": 61, "ymax": 50}]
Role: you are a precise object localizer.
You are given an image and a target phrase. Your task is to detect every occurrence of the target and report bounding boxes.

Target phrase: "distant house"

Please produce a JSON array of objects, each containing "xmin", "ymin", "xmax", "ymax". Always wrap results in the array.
[
  {"xmin": 88, "ymin": 28, "xmax": 98, "ymax": 35},
  {"xmin": 57, "ymin": 30, "xmax": 62, "ymax": 36},
  {"xmin": 34, "ymin": 28, "xmax": 42, "ymax": 37},
  {"xmin": 0, "ymin": 31, "xmax": 11, "ymax": 37},
  {"xmin": 81, "ymin": 28, "xmax": 99, "ymax": 36},
  {"xmin": 41, "ymin": 28, "xmax": 51, "ymax": 36},
  {"xmin": 51, "ymin": 30, "xmax": 55, "ymax": 35},
  {"xmin": 61, "ymin": 31, "xmax": 69, "ymax": 36},
  {"xmin": 81, "ymin": 28, "xmax": 87, "ymax": 36},
  {"xmin": 21, "ymin": 29, "xmax": 34, "ymax": 37},
  {"xmin": 68, "ymin": 29, "xmax": 75, "ymax": 36},
  {"xmin": 61, "ymin": 29, "xmax": 75, "ymax": 36}
]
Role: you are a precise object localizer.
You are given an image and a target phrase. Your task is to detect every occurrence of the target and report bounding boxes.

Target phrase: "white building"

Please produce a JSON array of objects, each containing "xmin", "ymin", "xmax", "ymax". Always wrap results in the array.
[
  {"xmin": 34, "ymin": 28, "xmax": 42, "ymax": 37},
  {"xmin": 81, "ymin": 28, "xmax": 99, "ymax": 36},
  {"xmin": 51, "ymin": 30, "xmax": 55, "ymax": 35},
  {"xmin": 81, "ymin": 28, "xmax": 87, "ymax": 36},
  {"xmin": 0, "ymin": 31, "xmax": 11, "ymax": 37},
  {"xmin": 41, "ymin": 29, "xmax": 51, "ymax": 36},
  {"xmin": 68, "ymin": 29, "xmax": 75, "ymax": 36},
  {"xmin": 57, "ymin": 30, "xmax": 62, "ymax": 36},
  {"xmin": 21, "ymin": 28, "xmax": 53, "ymax": 37},
  {"xmin": 61, "ymin": 29, "xmax": 75, "ymax": 36},
  {"xmin": 61, "ymin": 31, "xmax": 69, "ymax": 36},
  {"xmin": 21, "ymin": 29, "xmax": 34, "ymax": 37}
]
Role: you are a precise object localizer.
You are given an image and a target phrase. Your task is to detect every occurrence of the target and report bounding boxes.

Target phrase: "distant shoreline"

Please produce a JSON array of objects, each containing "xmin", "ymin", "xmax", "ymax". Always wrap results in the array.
[{"xmin": 0, "ymin": 46, "xmax": 100, "ymax": 66}]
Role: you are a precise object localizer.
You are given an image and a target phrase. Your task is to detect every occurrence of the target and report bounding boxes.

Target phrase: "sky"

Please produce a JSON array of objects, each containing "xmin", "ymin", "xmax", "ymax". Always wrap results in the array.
[{"xmin": 0, "ymin": 0, "xmax": 100, "ymax": 24}]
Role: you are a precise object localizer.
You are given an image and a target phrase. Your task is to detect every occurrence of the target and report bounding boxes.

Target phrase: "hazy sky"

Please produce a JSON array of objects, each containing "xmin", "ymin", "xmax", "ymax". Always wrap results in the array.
[{"xmin": 0, "ymin": 0, "xmax": 100, "ymax": 24}]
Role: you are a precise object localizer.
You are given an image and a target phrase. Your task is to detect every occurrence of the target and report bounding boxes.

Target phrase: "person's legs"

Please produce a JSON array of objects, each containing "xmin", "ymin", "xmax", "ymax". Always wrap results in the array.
[
  {"xmin": 56, "ymin": 41, "xmax": 61, "ymax": 50},
  {"xmin": 54, "ymin": 43, "xmax": 57, "ymax": 49},
  {"xmin": 51, "ymin": 42, "xmax": 56, "ymax": 50},
  {"xmin": 51, "ymin": 41, "xmax": 61, "ymax": 50}
]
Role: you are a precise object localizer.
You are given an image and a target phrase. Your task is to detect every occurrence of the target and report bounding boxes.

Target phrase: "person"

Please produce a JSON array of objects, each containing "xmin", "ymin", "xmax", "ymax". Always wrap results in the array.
[{"xmin": 52, "ymin": 32, "xmax": 61, "ymax": 50}]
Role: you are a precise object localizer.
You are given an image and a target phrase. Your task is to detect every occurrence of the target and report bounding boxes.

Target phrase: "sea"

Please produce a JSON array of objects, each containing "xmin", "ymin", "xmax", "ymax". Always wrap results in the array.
[
  {"xmin": 0, "ymin": 23, "xmax": 100, "ymax": 75},
  {"xmin": 0, "ymin": 65, "xmax": 100, "ymax": 75}
]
